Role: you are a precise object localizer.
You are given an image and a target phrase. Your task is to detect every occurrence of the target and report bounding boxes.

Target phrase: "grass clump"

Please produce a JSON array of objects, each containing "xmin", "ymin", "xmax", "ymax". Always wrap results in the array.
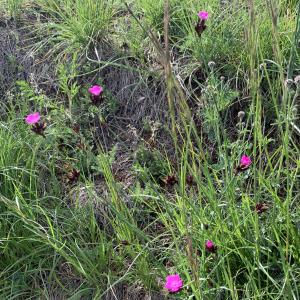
[{"xmin": 31, "ymin": 0, "xmax": 117, "ymax": 60}]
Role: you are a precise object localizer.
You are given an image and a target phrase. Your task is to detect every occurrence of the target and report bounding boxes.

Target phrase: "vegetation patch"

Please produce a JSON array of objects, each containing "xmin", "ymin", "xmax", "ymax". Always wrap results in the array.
[{"xmin": 0, "ymin": 0, "xmax": 299, "ymax": 299}]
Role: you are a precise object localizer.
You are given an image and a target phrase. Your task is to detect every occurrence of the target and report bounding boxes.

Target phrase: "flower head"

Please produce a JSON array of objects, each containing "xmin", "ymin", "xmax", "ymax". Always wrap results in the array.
[
  {"xmin": 198, "ymin": 11, "xmax": 209, "ymax": 20},
  {"xmin": 255, "ymin": 203, "xmax": 269, "ymax": 214},
  {"xmin": 205, "ymin": 240, "xmax": 217, "ymax": 253},
  {"xmin": 25, "ymin": 112, "xmax": 40, "ymax": 125},
  {"xmin": 88, "ymin": 85, "xmax": 103, "ymax": 96},
  {"xmin": 164, "ymin": 274, "xmax": 183, "ymax": 293},
  {"xmin": 195, "ymin": 11, "xmax": 209, "ymax": 36},
  {"xmin": 240, "ymin": 155, "xmax": 252, "ymax": 169}
]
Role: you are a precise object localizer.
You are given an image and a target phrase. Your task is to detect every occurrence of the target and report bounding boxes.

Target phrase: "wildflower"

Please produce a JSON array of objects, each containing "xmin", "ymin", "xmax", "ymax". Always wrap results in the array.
[
  {"xmin": 164, "ymin": 274, "xmax": 183, "ymax": 293},
  {"xmin": 195, "ymin": 10, "xmax": 209, "ymax": 36},
  {"xmin": 88, "ymin": 85, "xmax": 104, "ymax": 105},
  {"xmin": 25, "ymin": 112, "xmax": 46, "ymax": 137},
  {"xmin": 163, "ymin": 174, "xmax": 177, "ymax": 186},
  {"xmin": 88, "ymin": 85, "xmax": 103, "ymax": 96},
  {"xmin": 66, "ymin": 168, "xmax": 80, "ymax": 184},
  {"xmin": 205, "ymin": 240, "xmax": 217, "ymax": 253},
  {"xmin": 25, "ymin": 112, "xmax": 40, "ymax": 124},
  {"xmin": 31, "ymin": 122, "xmax": 47, "ymax": 137},
  {"xmin": 255, "ymin": 203, "xmax": 268, "ymax": 214},
  {"xmin": 240, "ymin": 155, "xmax": 252, "ymax": 169},
  {"xmin": 198, "ymin": 11, "xmax": 209, "ymax": 21}
]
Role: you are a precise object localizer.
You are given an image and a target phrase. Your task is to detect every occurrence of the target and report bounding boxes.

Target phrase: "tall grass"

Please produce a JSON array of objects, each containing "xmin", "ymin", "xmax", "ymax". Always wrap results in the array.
[
  {"xmin": 1, "ymin": 0, "xmax": 25, "ymax": 17},
  {"xmin": 30, "ymin": 0, "xmax": 117, "ymax": 61},
  {"xmin": 0, "ymin": 0, "xmax": 299, "ymax": 299}
]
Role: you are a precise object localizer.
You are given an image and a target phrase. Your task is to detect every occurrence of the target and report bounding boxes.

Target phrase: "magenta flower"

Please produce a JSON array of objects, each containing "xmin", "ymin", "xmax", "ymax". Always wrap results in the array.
[
  {"xmin": 164, "ymin": 274, "xmax": 183, "ymax": 293},
  {"xmin": 195, "ymin": 11, "xmax": 209, "ymax": 36},
  {"xmin": 25, "ymin": 112, "xmax": 40, "ymax": 125},
  {"xmin": 198, "ymin": 11, "xmax": 209, "ymax": 21},
  {"xmin": 88, "ymin": 85, "xmax": 103, "ymax": 96},
  {"xmin": 240, "ymin": 155, "xmax": 252, "ymax": 169},
  {"xmin": 25, "ymin": 112, "xmax": 46, "ymax": 137},
  {"xmin": 205, "ymin": 240, "xmax": 217, "ymax": 253},
  {"xmin": 88, "ymin": 85, "xmax": 104, "ymax": 105}
]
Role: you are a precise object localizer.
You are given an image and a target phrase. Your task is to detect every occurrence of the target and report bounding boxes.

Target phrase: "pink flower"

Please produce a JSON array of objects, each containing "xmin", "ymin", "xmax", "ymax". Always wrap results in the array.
[
  {"xmin": 205, "ymin": 240, "xmax": 217, "ymax": 252},
  {"xmin": 25, "ymin": 112, "xmax": 40, "ymax": 124},
  {"xmin": 88, "ymin": 85, "xmax": 103, "ymax": 96},
  {"xmin": 164, "ymin": 274, "xmax": 183, "ymax": 293},
  {"xmin": 195, "ymin": 11, "xmax": 208, "ymax": 36},
  {"xmin": 198, "ymin": 11, "xmax": 209, "ymax": 21},
  {"xmin": 240, "ymin": 155, "xmax": 252, "ymax": 169}
]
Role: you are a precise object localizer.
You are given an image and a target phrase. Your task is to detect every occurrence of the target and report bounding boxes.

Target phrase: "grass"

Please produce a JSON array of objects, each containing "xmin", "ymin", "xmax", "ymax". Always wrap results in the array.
[{"xmin": 0, "ymin": 0, "xmax": 300, "ymax": 299}]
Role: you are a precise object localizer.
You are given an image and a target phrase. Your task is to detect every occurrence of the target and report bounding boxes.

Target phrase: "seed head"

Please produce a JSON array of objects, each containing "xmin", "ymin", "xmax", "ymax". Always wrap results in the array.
[{"xmin": 294, "ymin": 75, "xmax": 300, "ymax": 86}]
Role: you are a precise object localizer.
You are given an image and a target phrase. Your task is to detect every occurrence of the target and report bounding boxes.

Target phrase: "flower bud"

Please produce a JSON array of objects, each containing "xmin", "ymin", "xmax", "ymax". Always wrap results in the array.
[
  {"xmin": 238, "ymin": 111, "xmax": 245, "ymax": 120},
  {"xmin": 208, "ymin": 61, "xmax": 216, "ymax": 70},
  {"xmin": 284, "ymin": 79, "xmax": 294, "ymax": 90}
]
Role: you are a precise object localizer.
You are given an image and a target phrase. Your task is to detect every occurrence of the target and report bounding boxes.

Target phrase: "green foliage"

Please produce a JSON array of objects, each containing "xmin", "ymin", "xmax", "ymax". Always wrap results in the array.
[
  {"xmin": 0, "ymin": 0, "xmax": 300, "ymax": 299},
  {"xmin": 134, "ymin": 145, "xmax": 169, "ymax": 182},
  {"xmin": 33, "ymin": 0, "xmax": 117, "ymax": 59},
  {"xmin": 1, "ymin": 0, "xmax": 25, "ymax": 17},
  {"xmin": 200, "ymin": 72, "xmax": 239, "ymax": 140}
]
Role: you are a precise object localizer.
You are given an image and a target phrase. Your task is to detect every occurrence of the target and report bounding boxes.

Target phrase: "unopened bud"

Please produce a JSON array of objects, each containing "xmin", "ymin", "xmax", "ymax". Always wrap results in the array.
[
  {"xmin": 259, "ymin": 63, "xmax": 267, "ymax": 71},
  {"xmin": 284, "ymin": 78, "xmax": 294, "ymax": 90},
  {"xmin": 208, "ymin": 61, "xmax": 216, "ymax": 70},
  {"xmin": 238, "ymin": 111, "xmax": 245, "ymax": 120}
]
